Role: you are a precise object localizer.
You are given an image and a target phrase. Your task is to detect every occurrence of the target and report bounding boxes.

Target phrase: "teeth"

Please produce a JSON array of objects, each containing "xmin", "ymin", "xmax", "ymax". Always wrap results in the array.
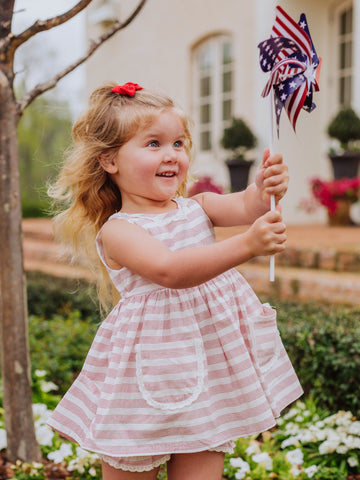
[{"xmin": 157, "ymin": 172, "xmax": 175, "ymax": 177}]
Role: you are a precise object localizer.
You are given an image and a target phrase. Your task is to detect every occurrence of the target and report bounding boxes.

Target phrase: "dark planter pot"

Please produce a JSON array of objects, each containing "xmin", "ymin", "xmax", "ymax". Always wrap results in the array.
[
  {"xmin": 329, "ymin": 152, "xmax": 360, "ymax": 179},
  {"xmin": 225, "ymin": 158, "xmax": 254, "ymax": 192}
]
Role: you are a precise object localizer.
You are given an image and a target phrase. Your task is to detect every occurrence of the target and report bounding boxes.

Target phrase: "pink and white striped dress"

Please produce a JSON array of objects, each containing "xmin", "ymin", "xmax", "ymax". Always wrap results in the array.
[{"xmin": 48, "ymin": 196, "xmax": 302, "ymax": 467}]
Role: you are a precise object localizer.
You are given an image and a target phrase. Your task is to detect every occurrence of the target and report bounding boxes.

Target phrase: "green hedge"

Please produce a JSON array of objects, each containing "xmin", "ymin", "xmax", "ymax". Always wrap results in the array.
[
  {"xmin": 26, "ymin": 271, "xmax": 99, "ymax": 322},
  {"xmin": 274, "ymin": 300, "xmax": 360, "ymax": 416},
  {"xmin": 29, "ymin": 311, "xmax": 98, "ymax": 395},
  {"xmin": 25, "ymin": 274, "xmax": 360, "ymax": 415}
]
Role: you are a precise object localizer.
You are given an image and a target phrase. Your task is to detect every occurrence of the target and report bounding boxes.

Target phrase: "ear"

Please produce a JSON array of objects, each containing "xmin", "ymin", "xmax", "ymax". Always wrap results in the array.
[{"xmin": 98, "ymin": 152, "xmax": 118, "ymax": 174}]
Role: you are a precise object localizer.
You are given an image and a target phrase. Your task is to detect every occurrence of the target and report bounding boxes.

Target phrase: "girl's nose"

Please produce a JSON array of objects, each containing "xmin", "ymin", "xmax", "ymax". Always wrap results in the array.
[{"xmin": 163, "ymin": 145, "xmax": 177, "ymax": 162}]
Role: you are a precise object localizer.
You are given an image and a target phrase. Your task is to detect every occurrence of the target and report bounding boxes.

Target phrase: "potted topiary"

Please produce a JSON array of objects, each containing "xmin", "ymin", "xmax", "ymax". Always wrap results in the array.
[
  {"xmin": 327, "ymin": 107, "xmax": 360, "ymax": 179},
  {"xmin": 221, "ymin": 117, "xmax": 257, "ymax": 191}
]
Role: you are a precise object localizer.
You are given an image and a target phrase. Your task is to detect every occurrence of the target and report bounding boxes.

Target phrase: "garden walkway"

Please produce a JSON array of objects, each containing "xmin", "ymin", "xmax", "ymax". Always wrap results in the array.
[{"xmin": 23, "ymin": 218, "xmax": 360, "ymax": 306}]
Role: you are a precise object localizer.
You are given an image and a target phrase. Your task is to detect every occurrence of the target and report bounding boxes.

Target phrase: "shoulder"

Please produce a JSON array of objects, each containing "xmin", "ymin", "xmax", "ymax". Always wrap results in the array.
[
  {"xmin": 100, "ymin": 217, "xmax": 146, "ymax": 244},
  {"xmin": 189, "ymin": 192, "xmax": 222, "ymax": 213}
]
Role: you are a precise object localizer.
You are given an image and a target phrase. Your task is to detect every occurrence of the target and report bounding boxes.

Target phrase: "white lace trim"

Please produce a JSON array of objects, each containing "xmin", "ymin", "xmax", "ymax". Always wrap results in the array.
[
  {"xmin": 209, "ymin": 441, "xmax": 235, "ymax": 454},
  {"xmin": 135, "ymin": 338, "xmax": 205, "ymax": 411},
  {"xmin": 99, "ymin": 442, "xmax": 234, "ymax": 471},
  {"xmin": 100, "ymin": 453, "xmax": 171, "ymax": 472}
]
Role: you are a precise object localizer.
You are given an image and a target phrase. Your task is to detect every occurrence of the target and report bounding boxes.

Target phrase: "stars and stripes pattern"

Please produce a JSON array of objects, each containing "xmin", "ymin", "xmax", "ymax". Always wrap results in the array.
[{"xmin": 258, "ymin": 6, "xmax": 320, "ymax": 134}]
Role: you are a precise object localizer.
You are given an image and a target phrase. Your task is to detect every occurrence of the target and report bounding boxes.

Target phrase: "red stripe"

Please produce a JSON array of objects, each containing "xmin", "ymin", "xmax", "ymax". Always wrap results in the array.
[
  {"xmin": 286, "ymin": 84, "xmax": 308, "ymax": 131},
  {"xmin": 272, "ymin": 7, "xmax": 312, "ymax": 59}
]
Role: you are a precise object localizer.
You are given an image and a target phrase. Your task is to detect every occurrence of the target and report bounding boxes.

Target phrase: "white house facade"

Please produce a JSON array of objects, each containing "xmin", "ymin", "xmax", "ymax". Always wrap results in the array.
[{"xmin": 85, "ymin": 0, "xmax": 360, "ymax": 224}]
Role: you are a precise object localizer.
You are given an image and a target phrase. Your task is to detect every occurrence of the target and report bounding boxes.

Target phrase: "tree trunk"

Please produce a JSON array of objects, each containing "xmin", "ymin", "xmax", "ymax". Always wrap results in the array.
[
  {"xmin": 0, "ymin": 68, "xmax": 42, "ymax": 462},
  {"xmin": 0, "ymin": 0, "xmax": 146, "ymax": 463}
]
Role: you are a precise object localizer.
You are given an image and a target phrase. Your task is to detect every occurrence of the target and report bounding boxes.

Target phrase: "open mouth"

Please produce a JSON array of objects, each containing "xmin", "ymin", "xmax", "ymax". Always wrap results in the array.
[{"xmin": 156, "ymin": 172, "xmax": 176, "ymax": 177}]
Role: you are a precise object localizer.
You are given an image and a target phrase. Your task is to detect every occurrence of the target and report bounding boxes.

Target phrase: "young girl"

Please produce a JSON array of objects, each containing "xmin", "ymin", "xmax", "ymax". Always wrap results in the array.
[{"xmin": 47, "ymin": 81, "xmax": 302, "ymax": 480}]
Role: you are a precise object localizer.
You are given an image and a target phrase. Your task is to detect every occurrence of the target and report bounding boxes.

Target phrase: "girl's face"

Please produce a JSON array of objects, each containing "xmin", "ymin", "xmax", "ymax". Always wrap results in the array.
[{"xmin": 107, "ymin": 109, "xmax": 190, "ymax": 211}]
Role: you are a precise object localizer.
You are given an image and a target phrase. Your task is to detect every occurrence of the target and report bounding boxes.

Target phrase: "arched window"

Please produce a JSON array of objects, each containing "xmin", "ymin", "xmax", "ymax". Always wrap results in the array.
[{"xmin": 192, "ymin": 36, "xmax": 234, "ymax": 154}]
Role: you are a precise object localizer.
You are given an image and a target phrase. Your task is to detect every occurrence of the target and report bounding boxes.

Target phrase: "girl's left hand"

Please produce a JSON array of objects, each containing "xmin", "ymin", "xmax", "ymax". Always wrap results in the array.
[{"xmin": 255, "ymin": 148, "xmax": 289, "ymax": 205}]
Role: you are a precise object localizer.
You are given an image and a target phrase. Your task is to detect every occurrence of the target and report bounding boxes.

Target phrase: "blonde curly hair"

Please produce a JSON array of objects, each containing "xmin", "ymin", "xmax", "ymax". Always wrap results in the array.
[{"xmin": 49, "ymin": 82, "xmax": 194, "ymax": 311}]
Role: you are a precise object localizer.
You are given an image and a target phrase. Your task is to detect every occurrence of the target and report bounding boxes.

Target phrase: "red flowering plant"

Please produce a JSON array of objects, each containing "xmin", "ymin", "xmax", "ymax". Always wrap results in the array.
[{"xmin": 308, "ymin": 177, "xmax": 360, "ymax": 216}]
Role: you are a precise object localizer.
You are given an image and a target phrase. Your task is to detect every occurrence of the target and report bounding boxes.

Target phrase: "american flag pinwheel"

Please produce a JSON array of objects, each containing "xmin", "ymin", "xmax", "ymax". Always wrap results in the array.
[{"xmin": 258, "ymin": 6, "xmax": 321, "ymax": 135}]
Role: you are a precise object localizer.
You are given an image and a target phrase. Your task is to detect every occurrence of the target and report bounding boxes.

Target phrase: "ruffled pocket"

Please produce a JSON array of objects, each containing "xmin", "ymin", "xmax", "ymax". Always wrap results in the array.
[
  {"xmin": 247, "ymin": 304, "xmax": 281, "ymax": 375},
  {"xmin": 135, "ymin": 338, "xmax": 206, "ymax": 411}
]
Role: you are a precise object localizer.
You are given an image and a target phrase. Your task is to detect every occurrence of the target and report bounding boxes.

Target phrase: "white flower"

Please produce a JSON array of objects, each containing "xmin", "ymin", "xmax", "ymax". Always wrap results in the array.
[
  {"xmin": 35, "ymin": 424, "xmax": 54, "ymax": 447},
  {"xmin": 284, "ymin": 408, "xmax": 298, "ymax": 420},
  {"xmin": 281, "ymin": 436, "xmax": 299, "ymax": 449},
  {"xmin": 0, "ymin": 429, "xmax": 7, "ymax": 449},
  {"xmin": 252, "ymin": 452, "xmax": 273, "ymax": 471},
  {"xmin": 48, "ymin": 442, "xmax": 73, "ymax": 463},
  {"xmin": 336, "ymin": 444, "xmax": 348, "ymax": 454},
  {"xmin": 230, "ymin": 457, "xmax": 249, "ymax": 469},
  {"xmin": 295, "ymin": 415, "xmax": 304, "ymax": 422},
  {"xmin": 319, "ymin": 440, "xmax": 338, "ymax": 454},
  {"xmin": 284, "ymin": 422, "xmax": 301, "ymax": 435},
  {"xmin": 304, "ymin": 465, "xmax": 319, "ymax": 478},
  {"xmin": 349, "ymin": 421, "xmax": 360, "ymax": 436},
  {"xmin": 245, "ymin": 441, "xmax": 260, "ymax": 455},
  {"xmin": 32, "ymin": 403, "xmax": 51, "ymax": 422},
  {"xmin": 335, "ymin": 411, "xmax": 353, "ymax": 427},
  {"xmin": 89, "ymin": 467, "xmax": 97, "ymax": 476},
  {"xmin": 285, "ymin": 448, "xmax": 304, "ymax": 466},
  {"xmin": 290, "ymin": 464, "xmax": 301, "ymax": 477},
  {"xmin": 40, "ymin": 380, "xmax": 59, "ymax": 393},
  {"xmin": 229, "ymin": 457, "xmax": 250, "ymax": 479},
  {"xmin": 35, "ymin": 369, "xmax": 47, "ymax": 377},
  {"xmin": 348, "ymin": 456, "xmax": 359, "ymax": 467},
  {"xmin": 298, "ymin": 430, "xmax": 317, "ymax": 443},
  {"xmin": 75, "ymin": 447, "xmax": 90, "ymax": 458}
]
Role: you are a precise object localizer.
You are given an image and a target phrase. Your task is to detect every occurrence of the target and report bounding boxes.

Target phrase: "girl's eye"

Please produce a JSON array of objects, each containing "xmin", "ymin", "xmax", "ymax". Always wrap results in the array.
[
  {"xmin": 148, "ymin": 140, "xmax": 159, "ymax": 147},
  {"xmin": 174, "ymin": 140, "xmax": 184, "ymax": 148}
]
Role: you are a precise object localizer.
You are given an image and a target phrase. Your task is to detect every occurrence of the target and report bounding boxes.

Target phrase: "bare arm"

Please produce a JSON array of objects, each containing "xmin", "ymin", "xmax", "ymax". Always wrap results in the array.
[
  {"xmin": 194, "ymin": 150, "xmax": 289, "ymax": 227},
  {"xmin": 100, "ymin": 209, "xmax": 286, "ymax": 289}
]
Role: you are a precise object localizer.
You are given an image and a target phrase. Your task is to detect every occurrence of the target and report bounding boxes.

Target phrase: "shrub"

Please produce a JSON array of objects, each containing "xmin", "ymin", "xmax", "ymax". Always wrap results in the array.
[
  {"xmin": 26, "ymin": 271, "xmax": 99, "ymax": 322},
  {"xmin": 327, "ymin": 107, "xmax": 360, "ymax": 151},
  {"xmin": 273, "ymin": 300, "xmax": 360, "ymax": 416},
  {"xmin": 221, "ymin": 117, "xmax": 257, "ymax": 158},
  {"xmin": 29, "ymin": 311, "xmax": 98, "ymax": 395}
]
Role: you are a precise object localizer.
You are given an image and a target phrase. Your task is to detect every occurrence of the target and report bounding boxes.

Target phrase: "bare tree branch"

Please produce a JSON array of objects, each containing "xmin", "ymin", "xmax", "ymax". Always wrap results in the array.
[
  {"xmin": 16, "ymin": 0, "xmax": 147, "ymax": 118},
  {"xmin": 3, "ymin": 0, "xmax": 93, "ymax": 58}
]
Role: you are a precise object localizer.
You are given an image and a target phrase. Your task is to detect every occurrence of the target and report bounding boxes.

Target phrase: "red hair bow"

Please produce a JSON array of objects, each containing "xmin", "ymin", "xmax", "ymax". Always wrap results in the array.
[{"xmin": 111, "ymin": 82, "xmax": 143, "ymax": 96}]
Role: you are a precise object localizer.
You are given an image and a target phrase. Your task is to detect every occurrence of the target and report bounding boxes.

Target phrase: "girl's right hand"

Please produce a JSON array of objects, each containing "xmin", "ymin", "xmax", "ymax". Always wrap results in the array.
[{"xmin": 243, "ymin": 207, "xmax": 287, "ymax": 258}]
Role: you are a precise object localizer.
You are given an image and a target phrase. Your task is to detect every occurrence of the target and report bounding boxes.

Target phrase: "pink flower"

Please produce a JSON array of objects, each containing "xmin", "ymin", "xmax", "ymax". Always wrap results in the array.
[{"xmin": 309, "ymin": 177, "xmax": 360, "ymax": 215}]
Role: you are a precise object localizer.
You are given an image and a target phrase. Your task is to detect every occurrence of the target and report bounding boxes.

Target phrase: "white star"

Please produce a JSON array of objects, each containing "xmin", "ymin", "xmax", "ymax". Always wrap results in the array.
[
  {"xmin": 278, "ymin": 83, "xmax": 284, "ymax": 91},
  {"xmin": 289, "ymin": 81, "xmax": 297, "ymax": 89},
  {"xmin": 281, "ymin": 93, "xmax": 287, "ymax": 101},
  {"xmin": 300, "ymin": 21, "xmax": 306, "ymax": 29},
  {"xmin": 262, "ymin": 59, "xmax": 267, "ymax": 67}
]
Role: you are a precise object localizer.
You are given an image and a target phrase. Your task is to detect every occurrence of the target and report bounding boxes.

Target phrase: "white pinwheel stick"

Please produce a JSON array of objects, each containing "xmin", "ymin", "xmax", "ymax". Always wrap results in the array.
[{"xmin": 268, "ymin": 94, "xmax": 275, "ymax": 282}]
